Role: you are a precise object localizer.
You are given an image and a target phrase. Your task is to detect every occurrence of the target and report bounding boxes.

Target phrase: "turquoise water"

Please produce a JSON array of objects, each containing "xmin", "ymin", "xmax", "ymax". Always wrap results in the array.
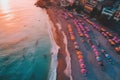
[{"xmin": 0, "ymin": 0, "xmax": 52, "ymax": 80}]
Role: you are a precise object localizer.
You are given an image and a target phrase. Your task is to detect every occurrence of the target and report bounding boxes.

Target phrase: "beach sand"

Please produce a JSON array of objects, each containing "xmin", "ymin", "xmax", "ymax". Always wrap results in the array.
[{"xmin": 36, "ymin": 1, "xmax": 120, "ymax": 80}]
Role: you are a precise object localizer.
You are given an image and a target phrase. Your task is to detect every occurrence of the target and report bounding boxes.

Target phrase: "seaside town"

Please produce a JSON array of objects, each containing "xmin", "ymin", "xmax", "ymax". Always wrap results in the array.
[{"xmin": 0, "ymin": 0, "xmax": 120, "ymax": 80}]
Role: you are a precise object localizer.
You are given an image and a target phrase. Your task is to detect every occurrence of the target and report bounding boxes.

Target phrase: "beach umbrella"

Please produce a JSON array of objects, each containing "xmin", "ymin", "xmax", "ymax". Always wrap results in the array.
[
  {"xmin": 101, "ymin": 28, "xmax": 106, "ymax": 32},
  {"xmin": 76, "ymin": 51, "xmax": 82, "ymax": 55},
  {"xmin": 74, "ymin": 41, "xmax": 78, "ymax": 45},
  {"xmin": 96, "ymin": 56, "xmax": 102, "ymax": 62},
  {"xmin": 68, "ymin": 24, "xmax": 72, "ymax": 29},
  {"xmin": 80, "ymin": 33, "xmax": 84, "ymax": 37},
  {"xmin": 92, "ymin": 45, "xmax": 95, "ymax": 48},
  {"xmin": 93, "ymin": 48, "xmax": 97, "ymax": 52},
  {"xmin": 106, "ymin": 32, "xmax": 109, "ymax": 35},
  {"xmin": 105, "ymin": 54, "xmax": 111, "ymax": 59},
  {"xmin": 78, "ymin": 55, "xmax": 83, "ymax": 59},
  {"xmin": 118, "ymin": 39, "xmax": 120, "ymax": 43},
  {"xmin": 80, "ymin": 63, "xmax": 86, "ymax": 69},
  {"xmin": 75, "ymin": 45, "xmax": 79, "ymax": 50},
  {"xmin": 70, "ymin": 36, "xmax": 75, "ymax": 40},
  {"xmin": 110, "ymin": 41, "xmax": 115, "ymax": 45},
  {"xmin": 81, "ymin": 69, "xmax": 87, "ymax": 74},
  {"xmin": 79, "ymin": 59, "xmax": 84, "ymax": 63},
  {"xmin": 101, "ymin": 32, "xmax": 104, "ymax": 35},
  {"xmin": 103, "ymin": 33, "xmax": 107, "ymax": 37},
  {"xmin": 68, "ymin": 28, "xmax": 72, "ymax": 32},
  {"xmin": 108, "ymin": 39, "xmax": 112, "ymax": 42},
  {"xmin": 108, "ymin": 33, "xmax": 113, "ymax": 37},
  {"xmin": 115, "ymin": 47, "xmax": 119, "ymax": 52},
  {"xmin": 95, "ymin": 51, "xmax": 100, "ymax": 56}
]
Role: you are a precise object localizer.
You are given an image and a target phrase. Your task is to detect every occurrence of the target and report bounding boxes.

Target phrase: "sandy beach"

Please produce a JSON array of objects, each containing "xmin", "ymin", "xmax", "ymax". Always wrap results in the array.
[{"xmin": 36, "ymin": 1, "xmax": 120, "ymax": 80}]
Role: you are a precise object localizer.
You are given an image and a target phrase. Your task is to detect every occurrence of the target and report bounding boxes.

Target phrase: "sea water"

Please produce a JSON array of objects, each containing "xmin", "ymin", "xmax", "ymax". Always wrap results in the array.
[{"xmin": 0, "ymin": 0, "xmax": 54, "ymax": 80}]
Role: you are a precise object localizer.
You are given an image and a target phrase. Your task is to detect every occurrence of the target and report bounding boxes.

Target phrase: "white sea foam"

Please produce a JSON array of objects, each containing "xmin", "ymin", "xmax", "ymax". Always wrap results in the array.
[
  {"xmin": 46, "ymin": 12, "xmax": 60, "ymax": 80},
  {"xmin": 62, "ymin": 31, "xmax": 73, "ymax": 80},
  {"xmin": 57, "ymin": 23, "xmax": 73, "ymax": 80}
]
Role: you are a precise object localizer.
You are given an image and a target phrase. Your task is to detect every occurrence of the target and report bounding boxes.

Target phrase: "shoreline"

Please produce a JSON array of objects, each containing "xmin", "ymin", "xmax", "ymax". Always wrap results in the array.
[
  {"xmin": 46, "ymin": 7, "xmax": 70, "ymax": 80},
  {"xmin": 47, "ymin": 11, "xmax": 60, "ymax": 80},
  {"xmin": 35, "ymin": 0, "xmax": 70, "ymax": 79}
]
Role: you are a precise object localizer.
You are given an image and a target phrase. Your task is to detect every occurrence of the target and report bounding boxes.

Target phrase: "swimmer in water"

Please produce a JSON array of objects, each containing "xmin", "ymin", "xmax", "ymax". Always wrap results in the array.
[{"xmin": 35, "ymin": 40, "xmax": 39, "ymax": 46}]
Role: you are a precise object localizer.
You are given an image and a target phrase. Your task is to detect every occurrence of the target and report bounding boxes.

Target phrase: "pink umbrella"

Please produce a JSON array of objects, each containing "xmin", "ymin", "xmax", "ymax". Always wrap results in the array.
[
  {"xmin": 102, "ymin": 32, "xmax": 107, "ymax": 36},
  {"xmin": 95, "ymin": 51, "xmax": 100, "ymax": 56},
  {"xmin": 92, "ymin": 45, "xmax": 95, "ymax": 48},
  {"xmin": 74, "ymin": 41, "xmax": 78, "ymax": 45},
  {"xmin": 80, "ymin": 63, "xmax": 86, "ymax": 69},
  {"xmin": 79, "ymin": 59, "xmax": 85, "ymax": 63},
  {"xmin": 101, "ymin": 32, "xmax": 104, "ymax": 35},
  {"xmin": 118, "ymin": 39, "xmax": 120, "ymax": 43},
  {"xmin": 81, "ymin": 69, "xmax": 87, "ymax": 74},
  {"xmin": 93, "ymin": 48, "xmax": 97, "ymax": 52}
]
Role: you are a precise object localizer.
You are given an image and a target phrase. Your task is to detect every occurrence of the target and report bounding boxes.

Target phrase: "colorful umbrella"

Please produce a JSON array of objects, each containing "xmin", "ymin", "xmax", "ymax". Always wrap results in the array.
[
  {"xmin": 79, "ymin": 59, "xmax": 84, "ymax": 63},
  {"xmin": 80, "ymin": 63, "xmax": 86, "ymax": 69},
  {"xmin": 96, "ymin": 56, "xmax": 102, "ymax": 62},
  {"xmin": 81, "ymin": 69, "xmax": 87, "ymax": 74}
]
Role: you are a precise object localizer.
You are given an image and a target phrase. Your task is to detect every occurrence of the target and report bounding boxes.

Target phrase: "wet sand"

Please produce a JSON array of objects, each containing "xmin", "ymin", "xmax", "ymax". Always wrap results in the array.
[{"xmin": 46, "ymin": 7, "xmax": 70, "ymax": 80}]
